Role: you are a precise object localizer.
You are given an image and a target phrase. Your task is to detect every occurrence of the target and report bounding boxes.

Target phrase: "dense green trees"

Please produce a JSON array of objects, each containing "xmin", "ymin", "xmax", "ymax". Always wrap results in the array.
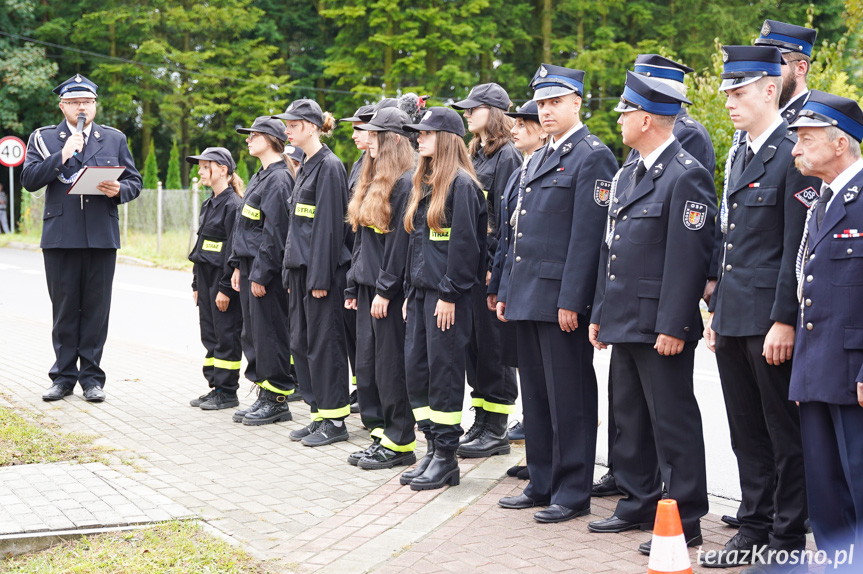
[{"xmin": 0, "ymin": 0, "xmax": 858, "ymax": 189}]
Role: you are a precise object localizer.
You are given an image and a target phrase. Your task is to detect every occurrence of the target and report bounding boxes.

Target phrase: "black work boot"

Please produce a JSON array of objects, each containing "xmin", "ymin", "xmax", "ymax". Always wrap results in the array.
[
  {"xmin": 301, "ymin": 419, "xmax": 349, "ymax": 447},
  {"xmin": 242, "ymin": 390, "xmax": 292, "ymax": 426},
  {"xmin": 410, "ymin": 449, "xmax": 460, "ymax": 490},
  {"xmin": 348, "ymin": 438, "xmax": 381, "ymax": 466},
  {"xmin": 359, "ymin": 446, "xmax": 417, "ymax": 470},
  {"xmin": 457, "ymin": 412, "xmax": 511, "ymax": 458},
  {"xmin": 232, "ymin": 386, "xmax": 264, "ymax": 423},
  {"xmin": 289, "ymin": 419, "xmax": 321, "ymax": 442},
  {"xmin": 400, "ymin": 433, "xmax": 434, "ymax": 485},
  {"xmin": 349, "ymin": 389, "xmax": 359, "ymax": 413},
  {"xmin": 459, "ymin": 407, "xmax": 486, "ymax": 445},
  {"xmin": 190, "ymin": 389, "xmax": 216, "ymax": 407},
  {"xmin": 200, "ymin": 390, "xmax": 240, "ymax": 410}
]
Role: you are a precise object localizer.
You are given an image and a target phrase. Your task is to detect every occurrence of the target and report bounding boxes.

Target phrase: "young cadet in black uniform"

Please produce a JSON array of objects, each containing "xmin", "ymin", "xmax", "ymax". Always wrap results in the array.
[
  {"xmin": 229, "ymin": 117, "xmax": 296, "ymax": 425},
  {"xmin": 594, "ymin": 52, "xmax": 716, "ymax": 500},
  {"xmin": 277, "ymin": 99, "xmax": 352, "ymax": 447},
  {"xmin": 399, "ymin": 107, "xmax": 486, "ymax": 490},
  {"xmin": 495, "ymin": 64, "xmax": 617, "ymax": 523},
  {"xmin": 22, "ymin": 74, "xmax": 142, "ymax": 403},
  {"xmin": 587, "ymin": 72, "xmax": 715, "ymax": 553},
  {"xmin": 789, "ymin": 92, "xmax": 863, "ymax": 572},
  {"xmin": 451, "ymin": 83, "xmax": 521, "ymax": 459},
  {"xmin": 755, "ymin": 20, "xmax": 818, "ymax": 124},
  {"xmin": 344, "ymin": 108, "xmax": 417, "ymax": 469},
  {"xmin": 702, "ymin": 46, "xmax": 817, "ymax": 569},
  {"xmin": 187, "ymin": 148, "xmax": 245, "ymax": 411}
]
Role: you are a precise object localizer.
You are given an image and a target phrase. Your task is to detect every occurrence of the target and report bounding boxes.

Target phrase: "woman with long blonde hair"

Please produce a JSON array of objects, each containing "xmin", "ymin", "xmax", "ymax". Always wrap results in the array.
[{"xmin": 399, "ymin": 107, "xmax": 486, "ymax": 490}]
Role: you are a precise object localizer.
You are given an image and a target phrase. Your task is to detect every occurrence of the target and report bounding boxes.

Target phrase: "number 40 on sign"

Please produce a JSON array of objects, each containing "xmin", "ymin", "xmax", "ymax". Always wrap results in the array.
[{"xmin": 0, "ymin": 135, "xmax": 26, "ymax": 234}]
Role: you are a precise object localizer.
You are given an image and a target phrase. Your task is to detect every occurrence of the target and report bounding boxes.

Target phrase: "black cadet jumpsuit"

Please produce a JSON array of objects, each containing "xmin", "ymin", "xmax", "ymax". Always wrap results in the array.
[
  {"xmin": 229, "ymin": 161, "xmax": 295, "ymax": 396},
  {"xmin": 404, "ymin": 171, "xmax": 486, "ymax": 453},
  {"xmin": 466, "ymin": 143, "xmax": 521, "ymax": 416},
  {"xmin": 345, "ymin": 171, "xmax": 415, "ymax": 452},
  {"xmin": 284, "ymin": 144, "xmax": 352, "ymax": 421},
  {"xmin": 343, "ymin": 153, "xmax": 364, "ymax": 389},
  {"xmin": 191, "ymin": 187, "xmax": 244, "ymax": 392}
]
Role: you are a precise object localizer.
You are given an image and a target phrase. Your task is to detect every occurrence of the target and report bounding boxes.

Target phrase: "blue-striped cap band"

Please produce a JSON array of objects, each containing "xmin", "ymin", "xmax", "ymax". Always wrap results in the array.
[
  {"xmin": 620, "ymin": 86, "xmax": 682, "ymax": 116},
  {"xmin": 802, "ymin": 101, "xmax": 863, "ymax": 142},
  {"xmin": 633, "ymin": 65, "xmax": 685, "ymax": 84},
  {"xmin": 762, "ymin": 32, "xmax": 813, "ymax": 56},
  {"xmin": 722, "ymin": 60, "xmax": 782, "ymax": 77},
  {"xmin": 532, "ymin": 74, "xmax": 584, "ymax": 96}
]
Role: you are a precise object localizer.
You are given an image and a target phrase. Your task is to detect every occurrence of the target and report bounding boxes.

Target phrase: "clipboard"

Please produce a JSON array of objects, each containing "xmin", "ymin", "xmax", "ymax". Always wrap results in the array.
[{"xmin": 67, "ymin": 166, "xmax": 127, "ymax": 195}]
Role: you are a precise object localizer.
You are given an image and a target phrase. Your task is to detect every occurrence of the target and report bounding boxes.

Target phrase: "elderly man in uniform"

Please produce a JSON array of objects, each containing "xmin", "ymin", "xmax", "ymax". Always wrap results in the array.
[
  {"xmin": 587, "ymin": 72, "xmax": 715, "ymax": 554},
  {"xmin": 21, "ymin": 74, "xmax": 141, "ymax": 403},
  {"xmin": 755, "ymin": 20, "xmax": 818, "ymax": 124},
  {"xmin": 702, "ymin": 47, "xmax": 819, "ymax": 571},
  {"xmin": 495, "ymin": 64, "xmax": 617, "ymax": 523},
  {"xmin": 789, "ymin": 91, "xmax": 863, "ymax": 573}
]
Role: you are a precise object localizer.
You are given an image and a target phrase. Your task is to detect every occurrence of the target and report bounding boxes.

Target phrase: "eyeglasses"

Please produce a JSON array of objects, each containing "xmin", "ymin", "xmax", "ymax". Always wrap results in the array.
[
  {"xmin": 463, "ymin": 106, "xmax": 490, "ymax": 117},
  {"xmin": 246, "ymin": 132, "xmax": 262, "ymax": 140},
  {"xmin": 62, "ymin": 100, "xmax": 96, "ymax": 106}
]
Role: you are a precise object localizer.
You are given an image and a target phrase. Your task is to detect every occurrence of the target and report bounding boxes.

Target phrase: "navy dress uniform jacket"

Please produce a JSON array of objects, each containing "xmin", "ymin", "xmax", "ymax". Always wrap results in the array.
[
  {"xmin": 624, "ymin": 111, "xmax": 715, "ymax": 175},
  {"xmin": 592, "ymin": 140, "xmax": 716, "ymax": 343},
  {"xmin": 709, "ymin": 121, "xmax": 819, "ymax": 335},
  {"xmin": 21, "ymin": 120, "xmax": 142, "ymax": 248},
  {"xmin": 488, "ymin": 167, "xmax": 520, "ymax": 296},
  {"xmin": 498, "ymin": 126, "xmax": 618, "ymax": 321}
]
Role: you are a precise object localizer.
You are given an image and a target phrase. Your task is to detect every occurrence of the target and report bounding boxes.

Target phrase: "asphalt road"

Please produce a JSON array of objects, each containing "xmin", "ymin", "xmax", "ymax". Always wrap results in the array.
[{"xmin": 0, "ymin": 245, "xmax": 742, "ymax": 501}]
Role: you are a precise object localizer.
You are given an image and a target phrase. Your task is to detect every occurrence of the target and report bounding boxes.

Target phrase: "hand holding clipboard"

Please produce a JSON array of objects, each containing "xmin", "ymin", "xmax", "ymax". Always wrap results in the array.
[{"xmin": 67, "ymin": 166, "xmax": 127, "ymax": 197}]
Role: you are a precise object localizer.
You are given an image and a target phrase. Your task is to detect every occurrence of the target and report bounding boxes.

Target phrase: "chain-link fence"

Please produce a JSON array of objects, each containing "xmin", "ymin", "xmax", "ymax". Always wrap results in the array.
[{"xmin": 20, "ymin": 182, "xmax": 206, "ymax": 268}]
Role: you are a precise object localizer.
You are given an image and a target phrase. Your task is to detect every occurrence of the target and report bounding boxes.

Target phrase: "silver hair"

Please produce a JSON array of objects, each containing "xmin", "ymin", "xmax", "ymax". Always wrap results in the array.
[{"xmin": 825, "ymin": 125, "xmax": 862, "ymax": 159}]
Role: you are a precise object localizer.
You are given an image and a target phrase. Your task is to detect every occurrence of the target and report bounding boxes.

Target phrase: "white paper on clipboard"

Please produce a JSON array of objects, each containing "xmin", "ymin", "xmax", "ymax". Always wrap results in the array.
[{"xmin": 67, "ymin": 166, "xmax": 127, "ymax": 195}]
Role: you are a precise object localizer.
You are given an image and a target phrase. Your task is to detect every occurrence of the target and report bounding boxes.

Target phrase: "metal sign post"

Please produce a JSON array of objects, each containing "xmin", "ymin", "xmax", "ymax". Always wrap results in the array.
[{"xmin": 0, "ymin": 136, "xmax": 27, "ymax": 233}]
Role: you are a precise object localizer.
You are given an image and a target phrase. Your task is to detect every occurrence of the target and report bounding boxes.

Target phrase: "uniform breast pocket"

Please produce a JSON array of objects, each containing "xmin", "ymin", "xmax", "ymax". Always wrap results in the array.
[
  {"xmin": 744, "ymin": 187, "xmax": 778, "ymax": 230},
  {"xmin": 42, "ymin": 202, "xmax": 63, "ymax": 245},
  {"xmin": 197, "ymin": 225, "xmax": 227, "ymax": 265},
  {"xmin": 829, "ymin": 238, "xmax": 863, "ymax": 285},
  {"xmin": 629, "ymin": 202, "xmax": 664, "ymax": 244},
  {"xmin": 636, "ymin": 278, "xmax": 662, "ymax": 334},
  {"xmin": 93, "ymin": 155, "xmax": 119, "ymax": 167},
  {"xmin": 293, "ymin": 197, "xmax": 317, "ymax": 221},
  {"xmin": 538, "ymin": 175, "xmax": 572, "ymax": 213},
  {"xmin": 754, "ymin": 266, "xmax": 779, "ymax": 329}
]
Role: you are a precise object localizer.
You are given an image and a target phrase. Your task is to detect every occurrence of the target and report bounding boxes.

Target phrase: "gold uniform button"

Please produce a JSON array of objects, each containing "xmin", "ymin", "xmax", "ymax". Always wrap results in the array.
[
  {"xmin": 732, "ymin": 203, "xmax": 738, "ymax": 209},
  {"xmin": 848, "ymin": 248, "xmax": 854, "ymax": 255},
  {"xmin": 622, "ymin": 215, "xmax": 628, "ymax": 221},
  {"xmin": 757, "ymin": 196, "xmax": 763, "ymax": 202},
  {"xmin": 727, "ymin": 244, "xmax": 733, "ymax": 251},
  {"xmin": 609, "ymin": 275, "xmax": 616, "ymax": 281},
  {"xmin": 642, "ymin": 209, "xmax": 648, "ymax": 214},
  {"xmin": 610, "ymin": 255, "xmax": 617, "ymax": 261},
  {"xmin": 805, "ymin": 299, "xmax": 812, "ymax": 307},
  {"xmin": 806, "ymin": 323, "xmax": 814, "ymax": 331}
]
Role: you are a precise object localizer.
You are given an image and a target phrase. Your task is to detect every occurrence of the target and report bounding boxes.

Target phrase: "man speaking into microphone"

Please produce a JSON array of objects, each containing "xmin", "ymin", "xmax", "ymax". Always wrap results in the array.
[{"xmin": 22, "ymin": 74, "xmax": 142, "ymax": 403}]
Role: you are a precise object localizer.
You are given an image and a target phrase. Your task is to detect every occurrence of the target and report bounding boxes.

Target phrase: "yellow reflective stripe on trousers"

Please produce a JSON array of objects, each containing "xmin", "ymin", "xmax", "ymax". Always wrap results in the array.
[
  {"xmin": 380, "ymin": 435, "xmax": 416, "ymax": 453},
  {"xmin": 370, "ymin": 428, "xmax": 385, "ymax": 439},
  {"xmin": 413, "ymin": 406, "xmax": 431, "ymax": 422},
  {"xmin": 482, "ymin": 400, "xmax": 516, "ymax": 415},
  {"xmin": 213, "ymin": 358, "xmax": 241, "ymax": 370},
  {"xmin": 201, "ymin": 240, "xmax": 223, "ymax": 252},
  {"xmin": 319, "ymin": 405, "xmax": 350, "ymax": 419},
  {"xmin": 311, "ymin": 413, "xmax": 323, "ymax": 422},
  {"xmin": 203, "ymin": 356, "xmax": 214, "ymax": 367},
  {"xmin": 242, "ymin": 204, "xmax": 261, "ymax": 220},
  {"xmin": 470, "ymin": 397, "xmax": 484, "ymax": 408},
  {"xmin": 260, "ymin": 380, "xmax": 295, "ymax": 396},
  {"xmin": 430, "ymin": 409, "xmax": 462, "ymax": 425}
]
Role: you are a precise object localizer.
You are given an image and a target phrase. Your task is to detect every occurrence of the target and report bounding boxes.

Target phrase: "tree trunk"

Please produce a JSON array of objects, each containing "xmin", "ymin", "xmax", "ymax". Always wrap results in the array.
[{"xmin": 541, "ymin": 0, "xmax": 552, "ymax": 62}]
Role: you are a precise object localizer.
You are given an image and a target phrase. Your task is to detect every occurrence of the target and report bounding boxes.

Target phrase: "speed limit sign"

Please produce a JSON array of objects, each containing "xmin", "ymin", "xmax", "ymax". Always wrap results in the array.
[{"xmin": 0, "ymin": 136, "xmax": 26, "ymax": 168}]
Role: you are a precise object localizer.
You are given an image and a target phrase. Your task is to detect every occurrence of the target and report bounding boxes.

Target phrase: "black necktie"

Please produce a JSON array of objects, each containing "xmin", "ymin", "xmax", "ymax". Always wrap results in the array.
[
  {"xmin": 634, "ymin": 160, "xmax": 647, "ymax": 186},
  {"xmin": 816, "ymin": 185, "xmax": 834, "ymax": 229},
  {"xmin": 743, "ymin": 145, "xmax": 754, "ymax": 169}
]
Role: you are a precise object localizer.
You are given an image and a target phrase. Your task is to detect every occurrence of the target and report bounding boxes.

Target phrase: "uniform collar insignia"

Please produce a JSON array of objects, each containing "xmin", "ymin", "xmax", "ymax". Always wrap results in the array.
[
  {"xmin": 560, "ymin": 142, "xmax": 573, "ymax": 155},
  {"xmin": 59, "ymin": 131, "xmax": 67, "ymax": 139},
  {"xmin": 845, "ymin": 191, "xmax": 857, "ymax": 202},
  {"xmin": 94, "ymin": 130, "xmax": 101, "ymax": 139},
  {"xmin": 653, "ymin": 162, "xmax": 664, "ymax": 174}
]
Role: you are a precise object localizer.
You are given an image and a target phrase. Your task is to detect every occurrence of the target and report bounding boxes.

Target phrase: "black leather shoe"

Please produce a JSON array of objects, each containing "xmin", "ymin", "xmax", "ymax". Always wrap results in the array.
[
  {"xmin": 506, "ymin": 465, "xmax": 527, "ymax": 477},
  {"xmin": 242, "ymin": 390, "xmax": 292, "ymax": 426},
  {"xmin": 349, "ymin": 390, "xmax": 359, "ymax": 413},
  {"xmin": 534, "ymin": 504, "xmax": 590, "ymax": 523},
  {"xmin": 410, "ymin": 450, "xmax": 459, "ymax": 490},
  {"xmin": 190, "ymin": 389, "xmax": 215, "ymax": 407},
  {"xmin": 83, "ymin": 386, "xmax": 106, "ymax": 402},
  {"xmin": 639, "ymin": 532, "xmax": 703, "ymax": 556},
  {"xmin": 591, "ymin": 472, "xmax": 622, "ymax": 497},
  {"xmin": 457, "ymin": 412, "xmax": 511, "ymax": 458},
  {"xmin": 507, "ymin": 420, "xmax": 525, "ymax": 442},
  {"xmin": 700, "ymin": 532, "xmax": 769, "ymax": 567},
  {"xmin": 459, "ymin": 408, "xmax": 486, "ymax": 445},
  {"xmin": 588, "ymin": 515, "xmax": 652, "ymax": 533},
  {"xmin": 517, "ymin": 467, "xmax": 529, "ymax": 480},
  {"xmin": 302, "ymin": 419, "xmax": 348, "ymax": 446},
  {"xmin": 290, "ymin": 420, "xmax": 321, "ymax": 441},
  {"xmin": 233, "ymin": 387, "xmax": 264, "ymax": 422},
  {"xmin": 721, "ymin": 514, "xmax": 742, "ymax": 528},
  {"xmin": 200, "ymin": 391, "xmax": 239, "ymax": 410},
  {"xmin": 348, "ymin": 439, "xmax": 380, "ymax": 466},
  {"xmin": 499, "ymin": 493, "xmax": 547, "ymax": 509},
  {"xmin": 358, "ymin": 446, "xmax": 417, "ymax": 470},
  {"xmin": 400, "ymin": 445, "xmax": 434, "ymax": 485},
  {"xmin": 42, "ymin": 384, "xmax": 73, "ymax": 401}
]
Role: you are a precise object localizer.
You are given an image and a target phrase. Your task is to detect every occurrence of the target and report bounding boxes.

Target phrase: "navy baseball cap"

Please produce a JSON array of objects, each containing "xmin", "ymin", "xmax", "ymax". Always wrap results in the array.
[
  {"xmin": 283, "ymin": 145, "xmax": 305, "ymax": 163},
  {"xmin": 789, "ymin": 90, "xmax": 863, "ymax": 142},
  {"xmin": 359, "ymin": 98, "xmax": 398, "ymax": 122},
  {"xmin": 236, "ymin": 116, "xmax": 288, "ymax": 143},
  {"xmin": 530, "ymin": 64, "xmax": 585, "ymax": 100},
  {"xmin": 340, "ymin": 105, "xmax": 375, "ymax": 123},
  {"xmin": 54, "ymin": 74, "xmax": 98, "ymax": 99},
  {"xmin": 185, "ymin": 147, "xmax": 237, "ymax": 173},
  {"xmin": 719, "ymin": 46, "xmax": 786, "ymax": 91},
  {"xmin": 633, "ymin": 54, "xmax": 694, "ymax": 84},
  {"xmin": 505, "ymin": 100, "xmax": 540, "ymax": 122},
  {"xmin": 452, "ymin": 83, "xmax": 511, "ymax": 111},
  {"xmin": 755, "ymin": 20, "xmax": 817, "ymax": 57},
  {"xmin": 272, "ymin": 99, "xmax": 324, "ymax": 128},
  {"xmin": 615, "ymin": 71, "xmax": 691, "ymax": 116},
  {"xmin": 356, "ymin": 108, "xmax": 411, "ymax": 136},
  {"xmin": 403, "ymin": 107, "xmax": 465, "ymax": 137}
]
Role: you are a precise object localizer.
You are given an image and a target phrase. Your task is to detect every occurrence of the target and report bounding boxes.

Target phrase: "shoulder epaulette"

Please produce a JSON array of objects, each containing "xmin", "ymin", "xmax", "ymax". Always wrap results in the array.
[{"xmin": 100, "ymin": 125, "xmax": 123, "ymax": 133}]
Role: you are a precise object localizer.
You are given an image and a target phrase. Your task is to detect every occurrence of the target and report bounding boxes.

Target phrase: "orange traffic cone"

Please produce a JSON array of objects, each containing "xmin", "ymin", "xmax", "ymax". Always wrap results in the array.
[{"xmin": 647, "ymin": 499, "xmax": 693, "ymax": 574}]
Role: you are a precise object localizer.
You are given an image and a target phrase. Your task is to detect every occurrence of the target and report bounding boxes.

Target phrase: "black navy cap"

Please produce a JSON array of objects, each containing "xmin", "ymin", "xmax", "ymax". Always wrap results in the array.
[
  {"xmin": 530, "ymin": 64, "xmax": 585, "ymax": 100},
  {"xmin": 185, "ymin": 147, "xmax": 237, "ymax": 173},
  {"xmin": 356, "ymin": 107, "xmax": 411, "ymax": 136},
  {"xmin": 505, "ymin": 100, "xmax": 540, "ymax": 122},
  {"xmin": 719, "ymin": 45, "xmax": 786, "ymax": 91},
  {"xmin": 633, "ymin": 54, "xmax": 693, "ymax": 84},
  {"xmin": 359, "ymin": 98, "xmax": 398, "ymax": 122},
  {"xmin": 272, "ymin": 98, "xmax": 324, "ymax": 128},
  {"xmin": 236, "ymin": 116, "xmax": 288, "ymax": 143},
  {"xmin": 53, "ymin": 74, "xmax": 98, "ymax": 99},
  {"xmin": 755, "ymin": 20, "xmax": 817, "ymax": 57},
  {"xmin": 789, "ymin": 90, "xmax": 863, "ymax": 142},
  {"xmin": 283, "ymin": 145, "xmax": 305, "ymax": 163},
  {"xmin": 340, "ymin": 104, "xmax": 375, "ymax": 123},
  {"xmin": 452, "ymin": 83, "xmax": 511, "ymax": 111},
  {"xmin": 403, "ymin": 107, "xmax": 465, "ymax": 137},
  {"xmin": 615, "ymin": 71, "xmax": 691, "ymax": 116}
]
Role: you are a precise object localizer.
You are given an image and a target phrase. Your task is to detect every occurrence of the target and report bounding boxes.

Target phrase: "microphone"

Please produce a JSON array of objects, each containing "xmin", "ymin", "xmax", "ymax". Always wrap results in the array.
[{"xmin": 73, "ymin": 113, "xmax": 86, "ymax": 157}]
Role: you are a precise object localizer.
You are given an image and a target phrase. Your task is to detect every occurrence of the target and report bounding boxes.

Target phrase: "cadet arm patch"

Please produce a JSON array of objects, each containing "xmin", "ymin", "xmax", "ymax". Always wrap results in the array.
[
  {"xmin": 794, "ymin": 186, "xmax": 819, "ymax": 209},
  {"xmin": 594, "ymin": 180, "xmax": 612, "ymax": 207},
  {"xmin": 683, "ymin": 201, "xmax": 708, "ymax": 230}
]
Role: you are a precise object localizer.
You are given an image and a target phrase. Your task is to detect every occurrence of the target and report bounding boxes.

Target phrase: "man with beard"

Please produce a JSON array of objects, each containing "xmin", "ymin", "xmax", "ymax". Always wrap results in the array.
[{"xmin": 755, "ymin": 19, "xmax": 818, "ymax": 124}]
